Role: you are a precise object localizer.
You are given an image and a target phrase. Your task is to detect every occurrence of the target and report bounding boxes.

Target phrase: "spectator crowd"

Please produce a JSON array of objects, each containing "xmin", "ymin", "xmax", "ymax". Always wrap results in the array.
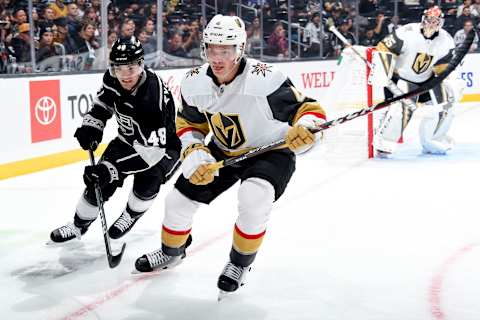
[{"xmin": 0, "ymin": 0, "xmax": 478, "ymax": 74}]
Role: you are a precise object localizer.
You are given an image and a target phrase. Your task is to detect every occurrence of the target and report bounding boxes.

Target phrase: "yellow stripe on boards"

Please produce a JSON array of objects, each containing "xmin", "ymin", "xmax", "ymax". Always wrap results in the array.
[
  {"xmin": 0, "ymin": 144, "xmax": 107, "ymax": 180},
  {"xmin": 2, "ymin": 93, "xmax": 480, "ymax": 181},
  {"xmin": 461, "ymin": 94, "xmax": 480, "ymax": 103}
]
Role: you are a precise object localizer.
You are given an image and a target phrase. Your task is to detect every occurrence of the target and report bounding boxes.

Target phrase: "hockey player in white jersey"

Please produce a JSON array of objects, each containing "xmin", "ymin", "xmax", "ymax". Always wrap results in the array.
[
  {"xmin": 373, "ymin": 6, "xmax": 463, "ymax": 156},
  {"xmin": 134, "ymin": 15, "xmax": 326, "ymax": 297}
]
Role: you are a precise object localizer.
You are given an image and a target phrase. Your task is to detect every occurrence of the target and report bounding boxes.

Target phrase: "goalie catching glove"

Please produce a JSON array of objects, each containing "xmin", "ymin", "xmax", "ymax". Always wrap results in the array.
[{"xmin": 181, "ymin": 143, "xmax": 219, "ymax": 185}]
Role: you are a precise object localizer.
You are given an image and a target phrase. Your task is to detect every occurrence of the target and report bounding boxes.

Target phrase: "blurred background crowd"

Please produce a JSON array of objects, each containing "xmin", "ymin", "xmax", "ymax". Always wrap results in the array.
[{"xmin": 0, "ymin": 0, "xmax": 479, "ymax": 74}]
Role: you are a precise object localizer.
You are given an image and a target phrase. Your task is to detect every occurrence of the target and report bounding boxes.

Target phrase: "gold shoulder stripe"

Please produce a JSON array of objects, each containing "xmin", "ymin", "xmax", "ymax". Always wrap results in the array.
[
  {"xmin": 290, "ymin": 86, "xmax": 306, "ymax": 103},
  {"xmin": 376, "ymin": 42, "xmax": 396, "ymax": 55},
  {"xmin": 176, "ymin": 115, "xmax": 210, "ymax": 136},
  {"xmin": 433, "ymin": 63, "xmax": 448, "ymax": 76},
  {"xmin": 292, "ymin": 101, "xmax": 326, "ymax": 124}
]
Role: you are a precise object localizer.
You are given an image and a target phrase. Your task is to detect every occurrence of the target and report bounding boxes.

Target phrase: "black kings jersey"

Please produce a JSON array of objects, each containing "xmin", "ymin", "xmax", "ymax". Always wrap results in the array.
[{"xmin": 85, "ymin": 68, "xmax": 180, "ymax": 172}]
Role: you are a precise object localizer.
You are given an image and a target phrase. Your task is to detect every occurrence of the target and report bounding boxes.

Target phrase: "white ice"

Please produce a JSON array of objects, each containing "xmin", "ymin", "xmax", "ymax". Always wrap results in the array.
[{"xmin": 1, "ymin": 103, "xmax": 480, "ymax": 320}]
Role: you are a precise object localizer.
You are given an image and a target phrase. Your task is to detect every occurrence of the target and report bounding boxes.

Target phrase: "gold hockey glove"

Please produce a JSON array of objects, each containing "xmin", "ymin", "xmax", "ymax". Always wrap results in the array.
[{"xmin": 285, "ymin": 125, "xmax": 315, "ymax": 152}]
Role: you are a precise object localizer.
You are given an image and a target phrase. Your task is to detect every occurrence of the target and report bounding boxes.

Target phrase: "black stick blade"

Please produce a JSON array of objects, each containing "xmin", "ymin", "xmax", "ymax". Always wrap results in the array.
[{"xmin": 108, "ymin": 242, "xmax": 127, "ymax": 268}]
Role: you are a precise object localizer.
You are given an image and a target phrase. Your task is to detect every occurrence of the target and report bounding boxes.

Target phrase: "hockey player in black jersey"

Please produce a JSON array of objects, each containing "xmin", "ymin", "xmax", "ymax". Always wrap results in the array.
[{"xmin": 50, "ymin": 37, "xmax": 181, "ymax": 243}]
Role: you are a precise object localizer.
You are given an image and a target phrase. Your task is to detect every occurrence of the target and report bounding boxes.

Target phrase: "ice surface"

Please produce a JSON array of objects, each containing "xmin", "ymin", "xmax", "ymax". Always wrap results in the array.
[{"xmin": 1, "ymin": 103, "xmax": 479, "ymax": 320}]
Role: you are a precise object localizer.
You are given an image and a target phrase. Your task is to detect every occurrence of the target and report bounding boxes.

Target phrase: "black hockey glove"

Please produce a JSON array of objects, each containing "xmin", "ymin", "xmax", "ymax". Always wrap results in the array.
[
  {"xmin": 83, "ymin": 161, "xmax": 119, "ymax": 188},
  {"xmin": 74, "ymin": 115, "xmax": 105, "ymax": 151}
]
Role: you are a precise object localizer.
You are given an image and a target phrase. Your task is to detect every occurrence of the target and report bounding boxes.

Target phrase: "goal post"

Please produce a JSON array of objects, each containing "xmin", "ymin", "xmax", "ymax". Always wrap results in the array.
[{"xmin": 321, "ymin": 45, "xmax": 385, "ymax": 160}]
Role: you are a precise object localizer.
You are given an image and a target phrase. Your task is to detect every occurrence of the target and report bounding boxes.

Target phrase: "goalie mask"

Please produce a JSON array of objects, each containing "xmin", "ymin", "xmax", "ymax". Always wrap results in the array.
[
  {"xmin": 109, "ymin": 37, "xmax": 144, "ymax": 89},
  {"xmin": 202, "ymin": 14, "xmax": 247, "ymax": 64},
  {"xmin": 421, "ymin": 6, "xmax": 444, "ymax": 38}
]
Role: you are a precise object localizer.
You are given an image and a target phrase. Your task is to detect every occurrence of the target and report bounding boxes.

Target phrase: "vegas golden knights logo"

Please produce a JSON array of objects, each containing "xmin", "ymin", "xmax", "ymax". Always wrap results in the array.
[
  {"xmin": 205, "ymin": 111, "xmax": 246, "ymax": 149},
  {"xmin": 412, "ymin": 53, "xmax": 433, "ymax": 74}
]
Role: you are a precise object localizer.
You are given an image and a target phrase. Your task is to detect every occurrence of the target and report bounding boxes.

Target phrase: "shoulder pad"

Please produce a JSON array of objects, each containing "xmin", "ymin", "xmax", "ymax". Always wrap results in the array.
[
  {"xmin": 400, "ymin": 23, "xmax": 417, "ymax": 34},
  {"xmin": 184, "ymin": 65, "xmax": 203, "ymax": 79},
  {"xmin": 244, "ymin": 59, "xmax": 287, "ymax": 96},
  {"xmin": 439, "ymin": 29, "xmax": 455, "ymax": 45},
  {"xmin": 180, "ymin": 63, "xmax": 210, "ymax": 104}
]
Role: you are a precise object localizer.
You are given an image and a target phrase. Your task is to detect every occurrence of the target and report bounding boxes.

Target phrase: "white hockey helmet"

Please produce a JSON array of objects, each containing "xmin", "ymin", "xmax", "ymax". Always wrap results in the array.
[
  {"xmin": 421, "ymin": 6, "xmax": 444, "ymax": 38},
  {"xmin": 202, "ymin": 14, "xmax": 247, "ymax": 64}
]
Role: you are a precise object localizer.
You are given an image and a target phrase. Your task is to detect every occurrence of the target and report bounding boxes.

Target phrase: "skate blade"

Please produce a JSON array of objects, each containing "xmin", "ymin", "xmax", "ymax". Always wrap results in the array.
[
  {"xmin": 45, "ymin": 239, "xmax": 83, "ymax": 248},
  {"xmin": 218, "ymin": 290, "xmax": 234, "ymax": 302},
  {"xmin": 131, "ymin": 268, "xmax": 149, "ymax": 275}
]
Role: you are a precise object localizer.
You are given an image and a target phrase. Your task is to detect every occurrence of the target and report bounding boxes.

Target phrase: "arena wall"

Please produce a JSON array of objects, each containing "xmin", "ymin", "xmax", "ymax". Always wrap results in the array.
[{"xmin": 1, "ymin": 54, "xmax": 479, "ymax": 179}]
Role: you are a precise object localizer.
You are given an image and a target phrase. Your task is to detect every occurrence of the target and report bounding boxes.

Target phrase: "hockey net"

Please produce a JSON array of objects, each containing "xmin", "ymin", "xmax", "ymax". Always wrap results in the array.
[{"xmin": 321, "ymin": 46, "xmax": 385, "ymax": 161}]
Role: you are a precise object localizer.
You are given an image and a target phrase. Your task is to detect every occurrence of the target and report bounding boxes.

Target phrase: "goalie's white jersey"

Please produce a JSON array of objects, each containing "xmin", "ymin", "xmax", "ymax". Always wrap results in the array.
[
  {"xmin": 379, "ymin": 23, "xmax": 455, "ymax": 83},
  {"xmin": 177, "ymin": 58, "xmax": 325, "ymax": 156}
]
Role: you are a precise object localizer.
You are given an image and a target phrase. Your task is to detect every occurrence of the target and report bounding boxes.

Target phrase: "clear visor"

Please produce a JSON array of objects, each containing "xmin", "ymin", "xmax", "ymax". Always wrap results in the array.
[
  {"xmin": 204, "ymin": 45, "xmax": 237, "ymax": 61},
  {"xmin": 112, "ymin": 63, "xmax": 143, "ymax": 80}
]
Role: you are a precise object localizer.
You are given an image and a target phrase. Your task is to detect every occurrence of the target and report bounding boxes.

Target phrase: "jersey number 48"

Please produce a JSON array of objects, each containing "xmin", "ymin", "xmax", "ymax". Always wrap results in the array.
[{"xmin": 148, "ymin": 128, "xmax": 166, "ymax": 146}]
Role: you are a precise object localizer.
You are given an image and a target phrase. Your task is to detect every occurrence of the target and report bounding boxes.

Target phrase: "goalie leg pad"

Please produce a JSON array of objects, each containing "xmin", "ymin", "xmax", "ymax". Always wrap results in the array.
[
  {"xmin": 442, "ymin": 76, "xmax": 465, "ymax": 104},
  {"xmin": 419, "ymin": 105, "xmax": 454, "ymax": 155},
  {"xmin": 374, "ymin": 102, "xmax": 409, "ymax": 154}
]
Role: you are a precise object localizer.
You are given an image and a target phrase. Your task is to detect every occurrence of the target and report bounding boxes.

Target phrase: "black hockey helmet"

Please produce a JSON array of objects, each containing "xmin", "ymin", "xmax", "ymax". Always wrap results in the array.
[{"xmin": 109, "ymin": 36, "xmax": 144, "ymax": 66}]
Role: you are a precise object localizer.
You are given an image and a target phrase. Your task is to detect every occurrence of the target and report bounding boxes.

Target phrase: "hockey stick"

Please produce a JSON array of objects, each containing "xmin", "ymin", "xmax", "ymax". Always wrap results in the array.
[
  {"xmin": 88, "ymin": 146, "xmax": 126, "ymax": 268},
  {"xmin": 206, "ymin": 29, "xmax": 475, "ymax": 171}
]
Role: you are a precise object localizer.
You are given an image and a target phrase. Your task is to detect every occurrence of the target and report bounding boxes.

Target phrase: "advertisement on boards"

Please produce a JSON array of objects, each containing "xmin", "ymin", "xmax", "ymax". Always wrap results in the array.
[{"xmin": 29, "ymin": 80, "xmax": 62, "ymax": 143}]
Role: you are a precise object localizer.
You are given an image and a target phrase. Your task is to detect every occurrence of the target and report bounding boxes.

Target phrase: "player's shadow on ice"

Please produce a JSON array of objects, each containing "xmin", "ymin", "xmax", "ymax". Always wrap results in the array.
[
  {"xmin": 11, "ymin": 229, "xmax": 153, "ymax": 280},
  {"xmin": 11, "ymin": 242, "xmax": 103, "ymax": 280},
  {"xmin": 129, "ymin": 296, "xmax": 267, "ymax": 320},
  {"xmin": 9, "ymin": 229, "xmax": 158, "ymax": 315},
  {"xmin": 9, "ymin": 241, "xmax": 106, "ymax": 313},
  {"xmin": 125, "ymin": 274, "xmax": 268, "ymax": 320},
  {"xmin": 8, "ymin": 230, "xmax": 151, "ymax": 314}
]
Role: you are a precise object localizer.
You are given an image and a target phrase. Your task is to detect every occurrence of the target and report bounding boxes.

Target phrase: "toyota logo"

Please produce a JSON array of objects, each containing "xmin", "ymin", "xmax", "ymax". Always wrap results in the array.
[{"xmin": 35, "ymin": 96, "xmax": 57, "ymax": 125}]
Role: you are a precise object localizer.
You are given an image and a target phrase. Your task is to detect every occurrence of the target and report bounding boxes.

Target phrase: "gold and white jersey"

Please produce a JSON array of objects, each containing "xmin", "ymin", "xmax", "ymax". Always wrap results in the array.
[
  {"xmin": 378, "ymin": 23, "xmax": 455, "ymax": 83},
  {"xmin": 177, "ymin": 58, "xmax": 326, "ymax": 155}
]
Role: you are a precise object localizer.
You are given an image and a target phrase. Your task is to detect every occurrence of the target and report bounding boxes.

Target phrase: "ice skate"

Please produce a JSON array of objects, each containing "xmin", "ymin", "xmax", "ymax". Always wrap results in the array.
[
  {"xmin": 375, "ymin": 148, "xmax": 392, "ymax": 158},
  {"xmin": 134, "ymin": 235, "xmax": 192, "ymax": 273},
  {"xmin": 217, "ymin": 261, "xmax": 251, "ymax": 301},
  {"xmin": 108, "ymin": 210, "xmax": 143, "ymax": 239},
  {"xmin": 134, "ymin": 248, "xmax": 186, "ymax": 273},
  {"xmin": 48, "ymin": 219, "xmax": 92, "ymax": 245}
]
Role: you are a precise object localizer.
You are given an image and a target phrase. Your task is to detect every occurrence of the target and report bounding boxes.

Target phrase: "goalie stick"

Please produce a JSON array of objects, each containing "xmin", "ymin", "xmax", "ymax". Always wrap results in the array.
[
  {"xmin": 88, "ymin": 146, "xmax": 126, "ymax": 268},
  {"xmin": 206, "ymin": 29, "xmax": 475, "ymax": 172}
]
